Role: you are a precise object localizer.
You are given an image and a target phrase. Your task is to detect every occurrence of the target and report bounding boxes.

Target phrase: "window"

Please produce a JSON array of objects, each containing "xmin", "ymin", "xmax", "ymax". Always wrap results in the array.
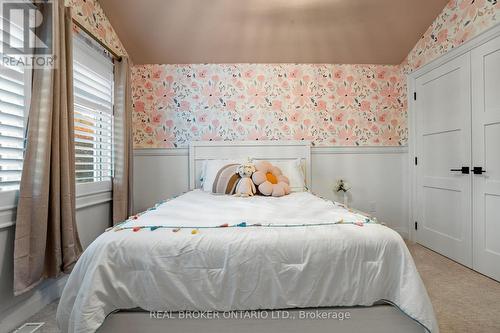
[
  {"xmin": 72, "ymin": 36, "xmax": 114, "ymax": 184},
  {"xmin": 0, "ymin": 17, "xmax": 31, "ymax": 192}
]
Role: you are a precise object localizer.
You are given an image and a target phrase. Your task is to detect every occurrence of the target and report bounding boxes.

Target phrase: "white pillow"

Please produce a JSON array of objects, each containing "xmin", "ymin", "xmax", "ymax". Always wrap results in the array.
[
  {"xmin": 201, "ymin": 159, "xmax": 245, "ymax": 192},
  {"xmin": 253, "ymin": 159, "xmax": 306, "ymax": 192}
]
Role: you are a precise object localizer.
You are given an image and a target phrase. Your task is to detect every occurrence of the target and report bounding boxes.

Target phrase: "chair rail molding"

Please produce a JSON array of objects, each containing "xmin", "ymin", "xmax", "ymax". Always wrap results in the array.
[{"xmin": 134, "ymin": 146, "xmax": 408, "ymax": 157}]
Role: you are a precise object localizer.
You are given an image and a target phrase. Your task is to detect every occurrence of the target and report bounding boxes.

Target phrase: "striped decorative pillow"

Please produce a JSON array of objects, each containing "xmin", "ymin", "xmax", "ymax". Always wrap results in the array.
[{"xmin": 212, "ymin": 164, "xmax": 241, "ymax": 194}]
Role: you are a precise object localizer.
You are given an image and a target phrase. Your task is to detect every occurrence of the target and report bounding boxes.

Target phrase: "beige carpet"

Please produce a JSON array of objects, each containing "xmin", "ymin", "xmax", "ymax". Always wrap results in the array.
[
  {"xmin": 18, "ymin": 243, "xmax": 500, "ymax": 333},
  {"xmin": 407, "ymin": 242, "xmax": 500, "ymax": 333}
]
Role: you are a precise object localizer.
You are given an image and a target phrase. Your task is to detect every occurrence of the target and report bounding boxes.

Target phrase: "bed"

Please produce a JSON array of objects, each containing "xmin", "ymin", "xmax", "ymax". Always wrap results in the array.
[{"xmin": 56, "ymin": 141, "xmax": 438, "ymax": 333}]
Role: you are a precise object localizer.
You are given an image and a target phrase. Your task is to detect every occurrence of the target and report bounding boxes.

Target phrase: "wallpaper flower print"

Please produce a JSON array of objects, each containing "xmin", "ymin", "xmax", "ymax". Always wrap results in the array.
[
  {"xmin": 402, "ymin": 0, "xmax": 498, "ymax": 73},
  {"xmin": 132, "ymin": 64, "xmax": 407, "ymax": 148},
  {"xmin": 66, "ymin": 0, "xmax": 127, "ymax": 56}
]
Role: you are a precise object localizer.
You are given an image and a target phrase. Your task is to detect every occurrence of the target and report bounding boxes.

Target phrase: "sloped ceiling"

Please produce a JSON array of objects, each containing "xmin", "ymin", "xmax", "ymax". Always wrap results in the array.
[{"xmin": 99, "ymin": 0, "xmax": 449, "ymax": 65}]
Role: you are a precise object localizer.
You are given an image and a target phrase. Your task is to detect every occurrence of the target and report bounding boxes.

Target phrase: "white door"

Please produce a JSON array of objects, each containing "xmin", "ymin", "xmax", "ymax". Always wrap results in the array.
[
  {"xmin": 415, "ymin": 53, "xmax": 472, "ymax": 267},
  {"xmin": 471, "ymin": 35, "xmax": 500, "ymax": 281}
]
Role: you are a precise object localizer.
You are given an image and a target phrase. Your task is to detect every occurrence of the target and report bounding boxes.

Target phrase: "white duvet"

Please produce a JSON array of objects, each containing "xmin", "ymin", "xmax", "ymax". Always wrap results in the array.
[{"xmin": 57, "ymin": 190, "xmax": 438, "ymax": 333}]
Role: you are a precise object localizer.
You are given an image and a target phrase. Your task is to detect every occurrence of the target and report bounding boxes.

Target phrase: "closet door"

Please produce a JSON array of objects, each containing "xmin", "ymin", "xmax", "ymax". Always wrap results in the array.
[
  {"xmin": 415, "ymin": 53, "xmax": 472, "ymax": 267},
  {"xmin": 472, "ymin": 35, "xmax": 500, "ymax": 281}
]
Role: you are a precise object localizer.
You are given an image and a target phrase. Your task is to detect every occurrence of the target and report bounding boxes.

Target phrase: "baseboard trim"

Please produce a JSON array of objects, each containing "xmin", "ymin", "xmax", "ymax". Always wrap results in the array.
[{"xmin": 0, "ymin": 275, "xmax": 67, "ymax": 333}]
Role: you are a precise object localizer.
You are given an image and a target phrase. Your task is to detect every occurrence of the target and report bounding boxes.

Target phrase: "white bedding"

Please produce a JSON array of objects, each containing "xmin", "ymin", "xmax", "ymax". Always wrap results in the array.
[{"xmin": 57, "ymin": 190, "xmax": 438, "ymax": 333}]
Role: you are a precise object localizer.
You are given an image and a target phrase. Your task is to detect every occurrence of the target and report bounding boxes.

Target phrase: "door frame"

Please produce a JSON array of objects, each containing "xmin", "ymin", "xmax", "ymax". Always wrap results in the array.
[{"xmin": 407, "ymin": 23, "xmax": 500, "ymax": 242}]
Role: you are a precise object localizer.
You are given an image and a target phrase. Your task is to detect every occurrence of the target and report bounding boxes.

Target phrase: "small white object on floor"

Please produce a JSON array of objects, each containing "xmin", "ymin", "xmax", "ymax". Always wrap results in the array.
[{"xmin": 13, "ymin": 323, "xmax": 45, "ymax": 333}]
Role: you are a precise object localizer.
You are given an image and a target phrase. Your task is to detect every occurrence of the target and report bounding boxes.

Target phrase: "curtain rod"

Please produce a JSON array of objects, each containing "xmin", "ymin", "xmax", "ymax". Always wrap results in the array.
[{"xmin": 72, "ymin": 19, "xmax": 122, "ymax": 61}]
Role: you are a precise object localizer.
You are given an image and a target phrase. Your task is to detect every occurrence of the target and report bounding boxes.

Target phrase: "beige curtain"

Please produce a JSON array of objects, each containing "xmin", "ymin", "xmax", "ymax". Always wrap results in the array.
[
  {"xmin": 112, "ymin": 57, "xmax": 134, "ymax": 225},
  {"xmin": 13, "ymin": 1, "xmax": 82, "ymax": 296}
]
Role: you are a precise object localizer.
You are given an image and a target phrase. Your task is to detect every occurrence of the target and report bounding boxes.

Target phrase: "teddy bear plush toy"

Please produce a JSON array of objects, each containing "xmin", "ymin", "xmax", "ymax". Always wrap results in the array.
[{"xmin": 234, "ymin": 163, "xmax": 257, "ymax": 197}]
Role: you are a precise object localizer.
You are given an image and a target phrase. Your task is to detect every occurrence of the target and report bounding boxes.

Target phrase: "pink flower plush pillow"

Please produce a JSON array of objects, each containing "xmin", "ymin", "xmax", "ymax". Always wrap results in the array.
[{"xmin": 252, "ymin": 161, "xmax": 290, "ymax": 197}]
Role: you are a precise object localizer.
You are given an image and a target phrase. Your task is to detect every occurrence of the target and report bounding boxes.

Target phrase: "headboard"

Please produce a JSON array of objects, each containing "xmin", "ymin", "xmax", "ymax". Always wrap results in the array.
[{"xmin": 189, "ymin": 140, "xmax": 312, "ymax": 190}]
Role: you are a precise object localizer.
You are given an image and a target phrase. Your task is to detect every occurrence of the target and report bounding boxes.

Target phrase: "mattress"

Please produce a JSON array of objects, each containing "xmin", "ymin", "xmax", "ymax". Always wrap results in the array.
[{"xmin": 57, "ymin": 190, "xmax": 438, "ymax": 332}]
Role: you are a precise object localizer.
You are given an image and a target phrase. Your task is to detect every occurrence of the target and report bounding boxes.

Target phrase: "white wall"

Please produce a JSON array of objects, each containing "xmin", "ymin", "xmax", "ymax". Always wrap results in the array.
[
  {"xmin": 0, "ymin": 188, "xmax": 112, "ymax": 333},
  {"xmin": 311, "ymin": 147, "xmax": 409, "ymax": 237},
  {"xmin": 133, "ymin": 146, "xmax": 409, "ymax": 237}
]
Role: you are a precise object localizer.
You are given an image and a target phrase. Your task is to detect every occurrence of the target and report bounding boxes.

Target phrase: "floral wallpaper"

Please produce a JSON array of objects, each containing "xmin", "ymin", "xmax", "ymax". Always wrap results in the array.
[
  {"xmin": 131, "ymin": 0, "xmax": 498, "ymax": 148},
  {"xmin": 66, "ymin": 0, "xmax": 127, "ymax": 56},
  {"xmin": 132, "ymin": 64, "xmax": 406, "ymax": 148},
  {"xmin": 402, "ymin": 0, "xmax": 498, "ymax": 73}
]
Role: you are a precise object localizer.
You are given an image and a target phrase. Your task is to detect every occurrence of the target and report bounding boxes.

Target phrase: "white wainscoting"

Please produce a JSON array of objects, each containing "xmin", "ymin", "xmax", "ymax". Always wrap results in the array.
[
  {"xmin": 133, "ymin": 146, "xmax": 409, "ymax": 237},
  {"xmin": 0, "ymin": 189, "xmax": 112, "ymax": 333}
]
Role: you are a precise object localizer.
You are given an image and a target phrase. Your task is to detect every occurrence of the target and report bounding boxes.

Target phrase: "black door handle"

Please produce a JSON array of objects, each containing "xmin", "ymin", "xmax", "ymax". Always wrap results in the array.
[
  {"xmin": 450, "ymin": 167, "xmax": 470, "ymax": 174},
  {"xmin": 473, "ymin": 167, "xmax": 486, "ymax": 175}
]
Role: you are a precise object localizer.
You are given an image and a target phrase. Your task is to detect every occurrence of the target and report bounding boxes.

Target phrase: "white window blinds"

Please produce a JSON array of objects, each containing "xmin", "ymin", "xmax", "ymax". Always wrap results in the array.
[
  {"xmin": 0, "ymin": 17, "xmax": 30, "ymax": 192},
  {"xmin": 72, "ymin": 36, "xmax": 114, "ymax": 183}
]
